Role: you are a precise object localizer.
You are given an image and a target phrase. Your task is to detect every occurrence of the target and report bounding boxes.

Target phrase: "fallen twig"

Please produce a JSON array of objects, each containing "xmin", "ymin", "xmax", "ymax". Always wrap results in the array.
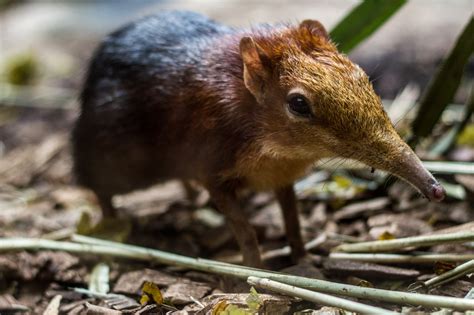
[
  {"xmin": 334, "ymin": 231, "xmax": 474, "ymax": 253},
  {"xmin": 422, "ymin": 259, "xmax": 474, "ymax": 290},
  {"xmin": 247, "ymin": 276, "xmax": 399, "ymax": 315},
  {"xmin": 315, "ymin": 159, "xmax": 474, "ymax": 175},
  {"xmin": 329, "ymin": 253, "xmax": 474, "ymax": 263},
  {"xmin": 262, "ymin": 233, "xmax": 327, "ymax": 260},
  {"xmin": 1, "ymin": 237, "xmax": 474, "ymax": 311}
]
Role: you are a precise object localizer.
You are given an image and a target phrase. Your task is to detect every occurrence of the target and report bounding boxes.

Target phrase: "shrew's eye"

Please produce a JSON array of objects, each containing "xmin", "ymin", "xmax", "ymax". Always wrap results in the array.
[{"xmin": 287, "ymin": 94, "xmax": 312, "ymax": 117}]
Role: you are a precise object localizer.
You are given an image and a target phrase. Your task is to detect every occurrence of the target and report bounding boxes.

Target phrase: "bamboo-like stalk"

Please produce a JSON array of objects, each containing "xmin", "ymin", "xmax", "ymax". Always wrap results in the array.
[
  {"xmin": 423, "ymin": 259, "xmax": 474, "ymax": 289},
  {"xmin": 2, "ymin": 237, "xmax": 474, "ymax": 311},
  {"xmin": 334, "ymin": 232, "xmax": 474, "ymax": 253},
  {"xmin": 314, "ymin": 159, "xmax": 474, "ymax": 175},
  {"xmin": 329, "ymin": 253, "xmax": 474, "ymax": 263},
  {"xmin": 73, "ymin": 234, "xmax": 283, "ymax": 275},
  {"xmin": 247, "ymin": 277, "xmax": 399, "ymax": 315},
  {"xmin": 262, "ymin": 233, "xmax": 327, "ymax": 260},
  {"xmin": 70, "ymin": 235, "xmax": 474, "ymax": 310},
  {"xmin": 422, "ymin": 161, "xmax": 474, "ymax": 175}
]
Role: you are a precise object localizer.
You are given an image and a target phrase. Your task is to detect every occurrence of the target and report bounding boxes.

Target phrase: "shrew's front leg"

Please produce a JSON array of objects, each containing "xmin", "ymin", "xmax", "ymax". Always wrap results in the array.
[
  {"xmin": 275, "ymin": 184, "xmax": 306, "ymax": 262},
  {"xmin": 207, "ymin": 184, "xmax": 263, "ymax": 268}
]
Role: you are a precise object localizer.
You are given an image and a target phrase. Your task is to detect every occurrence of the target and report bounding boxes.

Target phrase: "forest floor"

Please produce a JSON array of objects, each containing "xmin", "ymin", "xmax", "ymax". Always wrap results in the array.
[
  {"xmin": 0, "ymin": 1, "xmax": 473, "ymax": 313},
  {"xmin": 0, "ymin": 105, "xmax": 473, "ymax": 314}
]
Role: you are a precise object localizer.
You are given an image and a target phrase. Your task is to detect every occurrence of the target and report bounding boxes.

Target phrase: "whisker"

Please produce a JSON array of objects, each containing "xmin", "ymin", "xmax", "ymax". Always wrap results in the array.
[{"xmin": 393, "ymin": 104, "xmax": 418, "ymax": 129}]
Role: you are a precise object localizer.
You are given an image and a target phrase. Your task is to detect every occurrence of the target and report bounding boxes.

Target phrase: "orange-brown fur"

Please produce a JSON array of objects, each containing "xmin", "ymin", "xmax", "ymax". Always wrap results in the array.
[
  {"xmin": 214, "ymin": 22, "xmax": 396, "ymax": 191},
  {"xmin": 73, "ymin": 12, "xmax": 443, "ymax": 267}
]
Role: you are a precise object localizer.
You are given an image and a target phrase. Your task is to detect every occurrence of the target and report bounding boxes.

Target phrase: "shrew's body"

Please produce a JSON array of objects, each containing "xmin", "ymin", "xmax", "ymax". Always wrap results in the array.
[{"xmin": 73, "ymin": 11, "xmax": 444, "ymax": 267}]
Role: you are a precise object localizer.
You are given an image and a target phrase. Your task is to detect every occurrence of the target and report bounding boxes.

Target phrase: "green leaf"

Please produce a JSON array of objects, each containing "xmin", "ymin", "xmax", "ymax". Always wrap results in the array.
[
  {"xmin": 411, "ymin": 17, "xmax": 474, "ymax": 143},
  {"xmin": 246, "ymin": 287, "xmax": 261, "ymax": 312},
  {"xmin": 330, "ymin": 0, "xmax": 407, "ymax": 53}
]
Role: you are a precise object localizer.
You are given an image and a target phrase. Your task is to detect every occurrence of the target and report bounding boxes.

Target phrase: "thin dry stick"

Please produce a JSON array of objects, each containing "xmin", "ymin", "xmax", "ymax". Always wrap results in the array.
[
  {"xmin": 316, "ymin": 159, "xmax": 474, "ymax": 175},
  {"xmin": 2, "ymin": 237, "xmax": 474, "ymax": 311},
  {"xmin": 423, "ymin": 259, "xmax": 474, "ymax": 289},
  {"xmin": 262, "ymin": 233, "xmax": 327, "ymax": 260},
  {"xmin": 329, "ymin": 253, "xmax": 474, "ymax": 263},
  {"xmin": 421, "ymin": 161, "xmax": 474, "ymax": 175},
  {"xmin": 248, "ymin": 277, "xmax": 399, "ymax": 315},
  {"xmin": 334, "ymin": 232, "xmax": 474, "ymax": 253},
  {"xmin": 72, "ymin": 236, "xmax": 474, "ymax": 311}
]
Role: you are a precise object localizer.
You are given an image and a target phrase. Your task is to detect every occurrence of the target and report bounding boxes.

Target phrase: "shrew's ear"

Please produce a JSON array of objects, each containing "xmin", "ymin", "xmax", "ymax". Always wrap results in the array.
[
  {"xmin": 299, "ymin": 19, "xmax": 329, "ymax": 41},
  {"xmin": 239, "ymin": 36, "xmax": 270, "ymax": 102}
]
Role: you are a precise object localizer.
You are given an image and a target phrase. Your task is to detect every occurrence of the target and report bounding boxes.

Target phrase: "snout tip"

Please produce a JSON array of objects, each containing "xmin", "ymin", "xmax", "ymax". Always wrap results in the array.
[{"xmin": 429, "ymin": 183, "xmax": 446, "ymax": 202}]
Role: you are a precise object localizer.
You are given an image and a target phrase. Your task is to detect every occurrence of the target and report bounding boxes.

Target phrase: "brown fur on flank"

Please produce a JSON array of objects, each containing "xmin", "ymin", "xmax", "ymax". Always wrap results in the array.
[{"xmin": 73, "ymin": 12, "xmax": 444, "ymax": 267}]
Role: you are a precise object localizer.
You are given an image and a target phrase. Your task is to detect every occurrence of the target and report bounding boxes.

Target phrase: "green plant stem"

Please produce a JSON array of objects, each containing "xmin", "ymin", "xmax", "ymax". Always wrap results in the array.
[
  {"xmin": 247, "ymin": 277, "xmax": 399, "ymax": 315},
  {"xmin": 315, "ymin": 159, "xmax": 474, "ymax": 175},
  {"xmin": 329, "ymin": 253, "xmax": 474, "ymax": 263},
  {"xmin": 334, "ymin": 232, "xmax": 474, "ymax": 253},
  {"xmin": 422, "ymin": 161, "xmax": 474, "ymax": 175},
  {"xmin": 1, "ymin": 237, "xmax": 474, "ymax": 310},
  {"xmin": 423, "ymin": 259, "xmax": 474, "ymax": 289}
]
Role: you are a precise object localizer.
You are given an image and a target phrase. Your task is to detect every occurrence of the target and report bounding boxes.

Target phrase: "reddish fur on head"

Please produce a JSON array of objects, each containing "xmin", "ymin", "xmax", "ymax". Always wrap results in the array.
[
  {"xmin": 235, "ymin": 20, "xmax": 444, "ymax": 201},
  {"xmin": 73, "ymin": 13, "xmax": 445, "ymax": 269}
]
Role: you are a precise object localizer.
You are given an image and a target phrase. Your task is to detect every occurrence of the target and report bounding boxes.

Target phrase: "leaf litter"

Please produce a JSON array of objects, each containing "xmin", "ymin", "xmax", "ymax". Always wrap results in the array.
[{"xmin": 0, "ymin": 104, "xmax": 473, "ymax": 314}]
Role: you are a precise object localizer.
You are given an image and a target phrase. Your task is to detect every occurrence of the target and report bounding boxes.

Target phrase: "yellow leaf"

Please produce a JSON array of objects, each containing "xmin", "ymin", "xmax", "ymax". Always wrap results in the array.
[
  {"xmin": 225, "ymin": 304, "xmax": 249, "ymax": 315},
  {"xmin": 211, "ymin": 300, "xmax": 228, "ymax": 315},
  {"xmin": 378, "ymin": 231, "xmax": 395, "ymax": 240},
  {"xmin": 427, "ymin": 214, "xmax": 438, "ymax": 226},
  {"xmin": 77, "ymin": 215, "xmax": 132, "ymax": 242},
  {"xmin": 140, "ymin": 281, "xmax": 163, "ymax": 305},
  {"xmin": 212, "ymin": 300, "xmax": 256, "ymax": 315},
  {"xmin": 356, "ymin": 279, "xmax": 374, "ymax": 288},
  {"xmin": 5, "ymin": 53, "xmax": 38, "ymax": 85},
  {"xmin": 76, "ymin": 212, "xmax": 92, "ymax": 235},
  {"xmin": 457, "ymin": 125, "xmax": 474, "ymax": 147},
  {"xmin": 333, "ymin": 175, "xmax": 352, "ymax": 188},
  {"xmin": 140, "ymin": 294, "xmax": 150, "ymax": 306}
]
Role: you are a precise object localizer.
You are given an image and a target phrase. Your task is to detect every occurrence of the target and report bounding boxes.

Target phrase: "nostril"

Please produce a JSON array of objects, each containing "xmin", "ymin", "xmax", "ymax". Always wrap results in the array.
[{"xmin": 431, "ymin": 184, "xmax": 446, "ymax": 202}]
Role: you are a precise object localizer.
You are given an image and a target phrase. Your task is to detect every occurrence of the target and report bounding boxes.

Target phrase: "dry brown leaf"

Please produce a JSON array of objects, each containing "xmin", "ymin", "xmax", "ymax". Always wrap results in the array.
[
  {"xmin": 43, "ymin": 295, "xmax": 62, "ymax": 315},
  {"xmin": 201, "ymin": 293, "xmax": 292, "ymax": 315},
  {"xmin": 163, "ymin": 281, "xmax": 212, "ymax": 305},
  {"xmin": 333, "ymin": 197, "xmax": 390, "ymax": 221},
  {"xmin": 323, "ymin": 259, "xmax": 420, "ymax": 279},
  {"xmin": 0, "ymin": 294, "xmax": 29, "ymax": 313},
  {"xmin": 113, "ymin": 269, "xmax": 181, "ymax": 294},
  {"xmin": 84, "ymin": 302, "xmax": 121, "ymax": 315}
]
